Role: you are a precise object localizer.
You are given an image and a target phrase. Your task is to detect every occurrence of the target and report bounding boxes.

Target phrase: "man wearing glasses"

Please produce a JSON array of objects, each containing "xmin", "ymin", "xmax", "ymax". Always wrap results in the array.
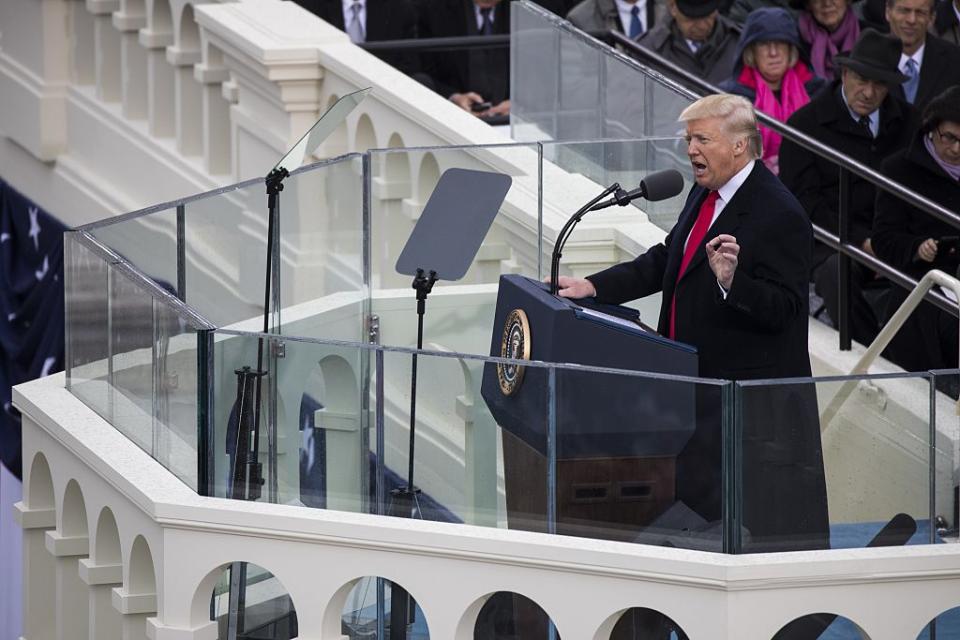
[{"xmin": 872, "ymin": 86, "xmax": 960, "ymax": 394}]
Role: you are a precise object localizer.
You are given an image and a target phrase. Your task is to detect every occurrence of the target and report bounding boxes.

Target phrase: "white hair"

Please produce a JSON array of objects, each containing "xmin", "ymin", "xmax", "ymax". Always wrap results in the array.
[{"xmin": 679, "ymin": 94, "xmax": 763, "ymax": 158}]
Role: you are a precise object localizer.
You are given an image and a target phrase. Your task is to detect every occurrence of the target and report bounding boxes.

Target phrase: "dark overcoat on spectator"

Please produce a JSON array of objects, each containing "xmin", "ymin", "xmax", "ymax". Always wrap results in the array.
[
  {"xmin": 890, "ymin": 36, "xmax": 960, "ymax": 113},
  {"xmin": 779, "ymin": 81, "xmax": 919, "ymax": 267},
  {"xmin": 636, "ymin": 14, "xmax": 740, "ymax": 84},
  {"xmin": 566, "ymin": 0, "xmax": 667, "ymax": 38},
  {"xmin": 934, "ymin": 0, "xmax": 960, "ymax": 46},
  {"xmin": 873, "ymin": 132, "xmax": 960, "ymax": 372}
]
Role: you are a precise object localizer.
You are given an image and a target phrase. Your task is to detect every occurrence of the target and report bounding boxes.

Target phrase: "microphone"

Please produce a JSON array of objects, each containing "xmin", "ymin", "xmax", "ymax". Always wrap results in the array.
[{"xmin": 590, "ymin": 169, "xmax": 685, "ymax": 211}]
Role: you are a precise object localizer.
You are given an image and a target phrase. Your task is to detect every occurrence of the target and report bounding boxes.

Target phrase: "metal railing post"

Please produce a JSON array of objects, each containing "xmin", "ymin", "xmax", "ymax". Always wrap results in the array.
[{"xmin": 837, "ymin": 167, "xmax": 852, "ymax": 350}]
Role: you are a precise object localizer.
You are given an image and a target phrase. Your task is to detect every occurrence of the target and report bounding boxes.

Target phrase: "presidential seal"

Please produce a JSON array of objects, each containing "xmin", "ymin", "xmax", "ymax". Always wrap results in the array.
[{"xmin": 497, "ymin": 308, "xmax": 531, "ymax": 396}]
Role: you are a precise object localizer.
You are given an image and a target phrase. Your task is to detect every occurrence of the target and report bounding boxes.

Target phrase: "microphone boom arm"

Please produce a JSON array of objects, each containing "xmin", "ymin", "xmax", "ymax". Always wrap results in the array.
[{"xmin": 549, "ymin": 182, "xmax": 622, "ymax": 295}]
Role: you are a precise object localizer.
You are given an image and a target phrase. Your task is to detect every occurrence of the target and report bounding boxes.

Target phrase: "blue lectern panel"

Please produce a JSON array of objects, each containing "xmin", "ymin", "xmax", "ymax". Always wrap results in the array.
[{"xmin": 481, "ymin": 275, "xmax": 697, "ymax": 459}]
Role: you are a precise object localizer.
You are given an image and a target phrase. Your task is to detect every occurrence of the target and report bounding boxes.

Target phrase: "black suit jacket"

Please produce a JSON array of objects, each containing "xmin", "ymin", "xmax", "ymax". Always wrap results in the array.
[
  {"xmin": 588, "ymin": 161, "xmax": 813, "ymax": 381},
  {"xmin": 779, "ymin": 81, "xmax": 919, "ymax": 266},
  {"xmin": 892, "ymin": 36, "xmax": 960, "ymax": 112},
  {"xmin": 290, "ymin": 0, "xmax": 421, "ymax": 74},
  {"xmin": 417, "ymin": 0, "xmax": 512, "ymax": 102},
  {"xmin": 587, "ymin": 161, "xmax": 829, "ymax": 550}
]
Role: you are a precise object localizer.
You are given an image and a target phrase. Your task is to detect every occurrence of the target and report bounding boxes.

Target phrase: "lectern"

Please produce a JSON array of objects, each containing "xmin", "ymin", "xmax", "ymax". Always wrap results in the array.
[{"xmin": 481, "ymin": 274, "xmax": 698, "ymax": 541}]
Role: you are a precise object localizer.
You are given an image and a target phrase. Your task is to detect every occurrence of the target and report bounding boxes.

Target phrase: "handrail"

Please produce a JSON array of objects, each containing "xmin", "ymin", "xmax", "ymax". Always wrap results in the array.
[
  {"xmin": 608, "ymin": 31, "xmax": 960, "ymax": 231},
  {"xmin": 820, "ymin": 269, "xmax": 960, "ymax": 426}
]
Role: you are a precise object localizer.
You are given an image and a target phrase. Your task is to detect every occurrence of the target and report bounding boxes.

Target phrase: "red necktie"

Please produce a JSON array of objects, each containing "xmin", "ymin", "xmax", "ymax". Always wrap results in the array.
[{"xmin": 669, "ymin": 190, "xmax": 719, "ymax": 339}]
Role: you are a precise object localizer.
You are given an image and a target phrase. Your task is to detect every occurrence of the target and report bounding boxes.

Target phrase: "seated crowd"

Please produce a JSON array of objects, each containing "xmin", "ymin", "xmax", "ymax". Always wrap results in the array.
[{"xmin": 292, "ymin": 0, "xmax": 960, "ymax": 383}]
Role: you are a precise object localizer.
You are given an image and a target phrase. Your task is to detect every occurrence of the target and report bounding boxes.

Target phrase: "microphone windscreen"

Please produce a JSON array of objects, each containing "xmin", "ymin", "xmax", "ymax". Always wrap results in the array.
[{"xmin": 641, "ymin": 170, "xmax": 684, "ymax": 202}]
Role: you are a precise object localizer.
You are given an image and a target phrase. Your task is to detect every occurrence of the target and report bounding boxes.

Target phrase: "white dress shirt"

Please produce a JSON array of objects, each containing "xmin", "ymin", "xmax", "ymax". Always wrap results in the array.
[
  {"xmin": 615, "ymin": 0, "xmax": 648, "ymax": 36},
  {"xmin": 841, "ymin": 86, "xmax": 880, "ymax": 137},
  {"xmin": 898, "ymin": 43, "xmax": 925, "ymax": 77},
  {"xmin": 342, "ymin": 0, "xmax": 366, "ymax": 42},
  {"xmin": 684, "ymin": 159, "xmax": 756, "ymax": 297},
  {"xmin": 474, "ymin": 4, "xmax": 496, "ymax": 30}
]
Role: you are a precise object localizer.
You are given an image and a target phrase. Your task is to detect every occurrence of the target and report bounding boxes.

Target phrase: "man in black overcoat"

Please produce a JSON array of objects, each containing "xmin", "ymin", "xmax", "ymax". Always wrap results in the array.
[
  {"xmin": 557, "ymin": 93, "xmax": 830, "ymax": 551},
  {"xmin": 779, "ymin": 29, "xmax": 919, "ymax": 347}
]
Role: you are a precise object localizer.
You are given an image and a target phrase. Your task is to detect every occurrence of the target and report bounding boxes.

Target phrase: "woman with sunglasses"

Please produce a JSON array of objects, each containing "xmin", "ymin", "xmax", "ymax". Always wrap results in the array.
[{"xmin": 873, "ymin": 86, "xmax": 960, "ymax": 394}]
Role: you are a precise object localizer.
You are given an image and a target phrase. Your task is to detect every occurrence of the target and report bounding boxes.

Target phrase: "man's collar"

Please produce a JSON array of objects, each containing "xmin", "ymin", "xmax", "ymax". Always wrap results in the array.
[
  {"xmin": 342, "ymin": 0, "xmax": 363, "ymax": 12},
  {"xmin": 840, "ymin": 83, "xmax": 880, "ymax": 134},
  {"xmin": 717, "ymin": 159, "xmax": 755, "ymax": 204},
  {"xmin": 614, "ymin": 0, "xmax": 643, "ymax": 12},
  {"xmin": 899, "ymin": 42, "xmax": 926, "ymax": 67}
]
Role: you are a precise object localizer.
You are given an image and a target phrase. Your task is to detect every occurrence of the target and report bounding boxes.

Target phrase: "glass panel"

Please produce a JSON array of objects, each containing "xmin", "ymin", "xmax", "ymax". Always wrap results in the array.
[
  {"xmin": 153, "ymin": 298, "xmax": 201, "ymax": 491},
  {"xmin": 277, "ymin": 156, "xmax": 366, "ymax": 342},
  {"xmin": 341, "ymin": 576, "xmax": 430, "ymax": 639},
  {"xmin": 540, "ymin": 138, "xmax": 693, "ymax": 238},
  {"xmin": 209, "ymin": 563, "xmax": 298, "ymax": 640},
  {"xmin": 932, "ymin": 369, "xmax": 959, "ymax": 543},
  {"xmin": 554, "ymin": 361, "xmax": 726, "ymax": 550},
  {"xmin": 209, "ymin": 331, "xmax": 368, "ymax": 510},
  {"xmin": 108, "ymin": 264, "xmax": 156, "ymax": 454},
  {"xmin": 182, "ymin": 179, "xmax": 267, "ymax": 328},
  {"xmin": 368, "ymin": 144, "xmax": 542, "ymax": 355},
  {"xmin": 511, "ymin": 0, "xmax": 696, "ymax": 143},
  {"xmin": 87, "ymin": 205, "xmax": 179, "ymax": 295},
  {"xmin": 738, "ymin": 373, "xmax": 935, "ymax": 553},
  {"xmin": 274, "ymin": 88, "xmax": 370, "ymax": 173},
  {"xmin": 65, "ymin": 232, "xmax": 111, "ymax": 401},
  {"xmin": 378, "ymin": 347, "xmax": 548, "ymax": 529}
]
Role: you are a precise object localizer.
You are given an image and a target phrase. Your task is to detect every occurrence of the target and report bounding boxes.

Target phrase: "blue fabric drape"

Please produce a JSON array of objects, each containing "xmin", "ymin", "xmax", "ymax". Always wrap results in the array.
[{"xmin": 0, "ymin": 179, "xmax": 65, "ymax": 479}]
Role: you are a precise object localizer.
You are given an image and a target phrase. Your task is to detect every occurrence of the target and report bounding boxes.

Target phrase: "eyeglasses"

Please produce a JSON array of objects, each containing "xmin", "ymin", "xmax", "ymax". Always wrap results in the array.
[{"xmin": 936, "ymin": 128, "xmax": 960, "ymax": 147}]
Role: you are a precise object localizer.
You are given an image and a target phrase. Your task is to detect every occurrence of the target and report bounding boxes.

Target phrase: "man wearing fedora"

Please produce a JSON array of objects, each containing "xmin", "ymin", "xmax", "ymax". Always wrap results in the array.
[
  {"xmin": 636, "ymin": 0, "xmax": 740, "ymax": 85},
  {"xmin": 779, "ymin": 29, "xmax": 919, "ymax": 346}
]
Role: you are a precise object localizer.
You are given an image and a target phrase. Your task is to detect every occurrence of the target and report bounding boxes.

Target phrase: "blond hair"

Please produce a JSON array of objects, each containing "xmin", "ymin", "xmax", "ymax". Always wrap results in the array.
[{"xmin": 678, "ymin": 94, "xmax": 763, "ymax": 159}]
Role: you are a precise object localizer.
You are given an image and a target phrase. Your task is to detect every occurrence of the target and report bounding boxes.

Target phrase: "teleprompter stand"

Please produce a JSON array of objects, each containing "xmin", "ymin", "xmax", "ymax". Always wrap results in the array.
[
  {"xmin": 224, "ymin": 88, "xmax": 370, "ymax": 640},
  {"xmin": 386, "ymin": 168, "xmax": 511, "ymax": 638}
]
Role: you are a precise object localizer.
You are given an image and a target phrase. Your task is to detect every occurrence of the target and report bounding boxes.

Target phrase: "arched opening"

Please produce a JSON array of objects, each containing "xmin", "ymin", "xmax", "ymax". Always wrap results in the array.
[
  {"xmin": 205, "ymin": 562, "xmax": 298, "ymax": 639},
  {"xmin": 916, "ymin": 605, "xmax": 960, "ymax": 638},
  {"xmin": 177, "ymin": 3, "xmax": 200, "ymax": 52},
  {"xmin": 416, "ymin": 154, "xmax": 440, "ymax": 203},
  {"xmin": 470, "ymin": 591, "xmax": 559, "ymax": 639},
  {"xmin": 174, "ymin": 3, "xmax": 203, "ymax": 156},
  {"xmin": 354, "ymin": 114, "xmax": 377, "ymax": 153},
  {"xmin": 299, "ymin": 355, "xmax": 361, "ymax": 511},
  {"xmin": 149, "ymin": 0, "xmax": 172, "ymax": 34},
  {"xmin": 93, "ymin": 508, "xmax": 121, "ymax": 565},
  {"xmin": 26, "ymin": 453, "xmax": 54, "ymax": 509},
  {"xmin": 606, "ymin": 607, "xmax": 690, "ymax": 639},
  {"xmin": 128, "ymin": 535, "xmax": 156, "ymax": 596},
  {"xmin": 321, "ymin": 95, "xmax": 349, "ymax": 158},
  {"xmin": 60, "ymin": 480, "xmax": 88, "ymax": 537},
  {"xmin": 381, "ymin": 133, "xmax": 412, "ymax": 201},
  {"xmin": 327, "ymin": 575, "xmax": 430, "ymax": 639},
  {"xmin": 773, "ymin": 613, "xmax": 871, "ymax": 639}
]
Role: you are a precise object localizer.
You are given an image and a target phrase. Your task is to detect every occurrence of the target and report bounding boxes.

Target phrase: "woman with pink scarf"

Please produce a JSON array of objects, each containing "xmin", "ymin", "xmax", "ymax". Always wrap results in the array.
[
  {"xmin": 792, "ymin": 0, "xmax": 861, "ymax": 79},
  {"xmin": 720, "ymin": 8, "xmax": 825, "ymax": 174}
]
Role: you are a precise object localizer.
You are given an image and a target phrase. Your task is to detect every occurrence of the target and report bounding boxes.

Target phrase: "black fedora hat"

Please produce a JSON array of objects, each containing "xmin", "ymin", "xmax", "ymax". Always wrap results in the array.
[
  {"xmin": 834, "ymin": 29, "xmax": 909, "ymax": 85},
  {"xmin": 675, "ymin": 0, "xmax": 720, "ymax": 18}
]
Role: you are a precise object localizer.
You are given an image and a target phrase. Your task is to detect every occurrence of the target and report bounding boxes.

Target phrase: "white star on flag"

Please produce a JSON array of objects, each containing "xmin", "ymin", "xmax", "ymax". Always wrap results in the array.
[
  {"xmin": 28, "ymin": 206, "xmax": 41, "ymax": 251},
  {"xmin": 35, "ymin": 255, "xmax": 49, "ymax": 281},
  {"xmin": 40, "ymin": 356, "xmax": 56, "ymax": 377},
  {"xmin": 0, "ymin": 232, "xmax": 9, "ymax": 243}
]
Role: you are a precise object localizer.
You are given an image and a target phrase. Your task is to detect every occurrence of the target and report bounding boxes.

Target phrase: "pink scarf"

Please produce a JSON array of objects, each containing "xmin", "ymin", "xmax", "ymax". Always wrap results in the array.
[
  {"xmin": 739, "ymin": 63, "xmax": 813, "ymax": 174},
  {"xmin": 798, "ymin": 9, "xmax": 860, "ymax": 80}
]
